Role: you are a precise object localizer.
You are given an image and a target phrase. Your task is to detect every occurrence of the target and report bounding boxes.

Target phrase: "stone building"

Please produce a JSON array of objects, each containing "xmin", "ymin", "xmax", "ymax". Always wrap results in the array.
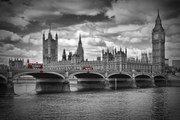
[
  {"xmin": 73, "ymin": 34, "xmax": 84, "ymax": 63},
  {"xmin": 43, "ymin": 29, "xmax": 58, "ymax": 65},
  {"xmin": 0, "ymin": 64, "xmax": 8, "ymax": 70},
  {"xmin": 62, "ymin": 49, "xmax": 67, "ymax": 61},
  {"xmin": 152, "ymin": 10, "xmax": 165, "ymax": 73},
  {"xmin": 9, "ymin": 58, "xmax": 24, "ymax": 69},
  {"xmin": 43, "ymin": 11, "xmax": 165, "ymax": 74}
]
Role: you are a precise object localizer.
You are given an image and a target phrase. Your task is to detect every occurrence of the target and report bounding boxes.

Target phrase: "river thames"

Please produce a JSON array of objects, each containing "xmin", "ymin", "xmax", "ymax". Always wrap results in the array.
[{"xmin": 0, "ymin": 84, "xmax": 180, "ymax": 120}]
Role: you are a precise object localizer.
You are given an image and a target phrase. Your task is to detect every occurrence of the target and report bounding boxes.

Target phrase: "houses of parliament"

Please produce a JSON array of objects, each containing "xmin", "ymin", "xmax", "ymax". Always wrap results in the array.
[{"xmin": 41, "ymin": 11, "xmax": 165, "ymax": 74}]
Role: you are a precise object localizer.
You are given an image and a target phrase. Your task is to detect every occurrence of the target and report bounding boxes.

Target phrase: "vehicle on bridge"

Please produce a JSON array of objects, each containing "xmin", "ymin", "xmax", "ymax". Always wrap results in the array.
[
  {"xmin": 27, "ymin": 63, "xmax": 43, "ymax": 69},
  {"xmin": 81, "ymin": 66, "xmax": 93, "ymax": 70}
]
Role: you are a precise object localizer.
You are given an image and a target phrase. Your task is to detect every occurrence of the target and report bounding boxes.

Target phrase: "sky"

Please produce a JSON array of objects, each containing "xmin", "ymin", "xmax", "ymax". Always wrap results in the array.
[{"xmin": 0, "ymin": 0, "xmax": 180, "ymax": 65}]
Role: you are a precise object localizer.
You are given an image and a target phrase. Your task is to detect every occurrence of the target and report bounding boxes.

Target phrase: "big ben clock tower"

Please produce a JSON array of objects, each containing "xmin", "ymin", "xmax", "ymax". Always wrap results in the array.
[{"xmin": 152, "ymin": 10, "xmax": 165, "ymax": 73}]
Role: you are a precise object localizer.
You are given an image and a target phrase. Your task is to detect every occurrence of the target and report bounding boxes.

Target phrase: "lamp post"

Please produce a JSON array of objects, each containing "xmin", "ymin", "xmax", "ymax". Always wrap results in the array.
[
  {"xmin": 115, "ymin": 78, "xmax": 117, "ymax": 90},
  {"xmin": 151, "ymin": 74, "xmax": 155, "ymax": 87},
  {"xmin": 132, "ymin": 69, "xmax": 136, "ymax": 88}
]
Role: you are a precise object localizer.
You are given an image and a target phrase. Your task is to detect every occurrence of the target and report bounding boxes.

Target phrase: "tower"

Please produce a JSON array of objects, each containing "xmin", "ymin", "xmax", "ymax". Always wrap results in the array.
[
  {"xmin": 43, "ymin": 27, "xmax": 58, "ymax": 65},
  {"xmin": 27, "ymin": 59, "xmax": 29, "ymax": 64},
  {"xmin": 62, "ymin": 49, "xmax": 66, "ymax": 61},
  {"xmin": 76, "ymin": 34, "xmax": 84, "ymax": 62},
  {"xmin": 148, "ymin": 53, "xmax": 152, "ymax": 64},
  {"xmin": 68, "ymin": 52, "xmax": 72, "ymax": 61},
  {"xmin": 9, "ymin": 58, "xmax": 24, "ymax": 69},
  {"xmin": 152, "ymin": 10, "xmax": 165, "ymax": 73},
  {"xmin": 141, "ymin": 52, "xmax": 148, "ymax": 63}
]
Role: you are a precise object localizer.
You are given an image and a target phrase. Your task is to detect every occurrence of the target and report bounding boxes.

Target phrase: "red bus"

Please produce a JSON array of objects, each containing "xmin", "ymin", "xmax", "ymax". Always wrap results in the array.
[
  {"xmin": 27, "ymin": 63, "xmax": 43, "ymax": 69},
  {"xmin": 81, "ymin": 66, "xmax": 93, "ymax": 70}
]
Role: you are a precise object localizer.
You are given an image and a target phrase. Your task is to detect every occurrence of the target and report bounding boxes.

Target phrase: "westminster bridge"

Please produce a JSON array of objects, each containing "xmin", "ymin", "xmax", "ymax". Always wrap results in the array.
[{"xmin": 0, "ymin": 68, "xmax": 167, "ymax": 95}]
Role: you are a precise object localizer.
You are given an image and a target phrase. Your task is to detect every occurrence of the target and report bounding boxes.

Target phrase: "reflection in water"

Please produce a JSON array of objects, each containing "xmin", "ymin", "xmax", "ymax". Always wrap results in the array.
[
  {"xmin": 151, "ymin": 88, "xmax": 167, "ymax": 120},
  {"xmin": 0, "ymin": 84, "xmax": 180, "ymax": 120},
  {"xmin": 14, "ymin": 83, "xmax": 36, "ymax": 95}
]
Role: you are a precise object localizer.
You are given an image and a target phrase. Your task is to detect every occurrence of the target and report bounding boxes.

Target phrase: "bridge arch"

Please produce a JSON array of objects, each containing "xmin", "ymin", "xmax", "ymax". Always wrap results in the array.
[
  {"xmin": 13, "ymin": 72, "xmax": 67, "ymax": 94},
  {"xmin": 70, "ymin": 71, "xmax": 105, "ymax": 79},
  {"xmin": 13, "ymin": 72, "xmax": 65, "ymax": 80},
  {"xmin": 69, "ymin": 71, "xmax": 105, "ymax": 90},
  {"xmin": 0, "ymin": 74, "xmax": 8, "ymax": 95},
  {"xmin": 154, "ymin": 75, "xmax": 166, "ymax": 87},
  {"xmin": 107, "ymin": 73, "xmax": 133, "ymax": 89},
  {"xmin": 135, "ymin": 74, "xmax": 153, "ymax": 88},
  {"xmin": 108, "ymin": 73, "xmax": 132, "ymax": 79},
  {"xmin": 154, "ymin": 75, "xmax": 166, "ymax": 79},
  {"xmin": 135, "ymin": 73, "xmax": 151, "ymax": 79},
  {"xmin": 0, "ymin": 74, "xmax": 7, "ymax": 83}
]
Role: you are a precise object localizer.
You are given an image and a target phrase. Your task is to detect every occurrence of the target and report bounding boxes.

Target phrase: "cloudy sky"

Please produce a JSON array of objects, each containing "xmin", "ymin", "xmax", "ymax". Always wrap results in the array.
[{"xmin": 0, "ymin": 0, "xmax": 180, "ymax": 65}]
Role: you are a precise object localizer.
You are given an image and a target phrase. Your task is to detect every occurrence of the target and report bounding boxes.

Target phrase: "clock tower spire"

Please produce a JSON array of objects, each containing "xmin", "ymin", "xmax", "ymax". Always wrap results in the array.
[{"xmin": 152, "ymin": 9, "xmax": 165, "ymax": 73}]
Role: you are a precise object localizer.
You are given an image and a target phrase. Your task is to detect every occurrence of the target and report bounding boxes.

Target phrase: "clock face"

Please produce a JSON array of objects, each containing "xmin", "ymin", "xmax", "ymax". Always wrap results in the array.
[{"xmin": 153, "ymin": 34, "xmax": 159, "ymax": 39}]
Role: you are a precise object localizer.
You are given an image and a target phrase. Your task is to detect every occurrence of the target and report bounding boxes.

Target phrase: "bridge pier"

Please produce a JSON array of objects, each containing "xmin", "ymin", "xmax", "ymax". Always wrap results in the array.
[
  {"xmin": 6, "ymin": 78, "xmax": 15, "ymax": 96},
  {"xmin": 151, "ymin": 75, "xmax": 156, "ymax": 87},
  {"xmin": 65, "ymin": 71, "xmax": 70, "ymax": 92},
  {"xmin": 2, "ymin": 70, "xmax": 15, "ymax": 96},
  {"xmin": 65, "ymin": 71, "xmax": 69, "ymax": 81},
  {"xmin": 132, "ymin": 73, "xmax": 137, "ymax": 88}
]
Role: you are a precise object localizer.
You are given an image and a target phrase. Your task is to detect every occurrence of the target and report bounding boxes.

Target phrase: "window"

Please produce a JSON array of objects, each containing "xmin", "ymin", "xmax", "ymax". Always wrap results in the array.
[
  {"xmin": 51, "ymin": 49, "xmax": 55, "ymax": 54},
  {"xmin": 45, "ymin": 49, "xmax": 48, "ymax": 54}
]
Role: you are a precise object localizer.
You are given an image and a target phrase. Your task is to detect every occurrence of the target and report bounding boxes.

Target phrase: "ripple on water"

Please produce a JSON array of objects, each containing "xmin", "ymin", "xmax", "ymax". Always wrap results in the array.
[{"xmin": 1, "ymin": 86, "xmax": 180, "ymax": 120}]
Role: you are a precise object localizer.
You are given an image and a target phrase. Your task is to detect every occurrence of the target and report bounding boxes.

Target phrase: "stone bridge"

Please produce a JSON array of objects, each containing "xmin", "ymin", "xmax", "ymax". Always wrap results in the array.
[{"xmin": 0, "ymin": 68, "xmax": 167, "ymax": 95}]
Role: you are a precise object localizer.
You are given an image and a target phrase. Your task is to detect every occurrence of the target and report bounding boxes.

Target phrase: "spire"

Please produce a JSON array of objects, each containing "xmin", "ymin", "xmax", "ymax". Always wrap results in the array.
[
  {"xmin": 63, "ymin": 49, "xmax": 66, "ymax": 54},
  {"xmin": 62, "ymin": 49, "xmax": 66, "ymax": 61},
  {"xmin": 27, "ymin": 59, "xmax": 29, "ymax": 63},
  {"xmin": 55, "ymin": 32, "xmax": 58, "ymax": 40},
  {"xmin": 153, "ymin": 9, "xmax": 164, "ymax": 32},
  {"xmin": 156, "ymin": 9, "xmax": 161, "ymax": 25},
  {"xmin": 78, "ymin": 34, "xmax": 82, "ymax": 45},
  {"xmin": 136, "ymin": 56, "xmax": 138, "ymax": 62},
  {"xmin": 102, "ymin": 49, "xmax": 104, "ymax": 55},
  {"xmin": 48, "ymin": 24, "xmax": 52, "ymax": 39}
]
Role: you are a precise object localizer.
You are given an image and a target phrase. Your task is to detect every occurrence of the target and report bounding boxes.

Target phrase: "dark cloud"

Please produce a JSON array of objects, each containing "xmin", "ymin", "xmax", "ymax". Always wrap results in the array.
[
  {"xmin": 0, "ymin": 0, "xmax": 12, "ymax": 5},
  {"xmin": 1, "ymin": 0, "xmax": 11, "ymax": 2},
  {"xmin": 163, "ymin": 9, "xmax": 180, "ymax": 20},
  {"xmin": 50, "ymin": 13, "xmax": 109, "ymax": 27},
  {"xmin": 0, "ymin": 21, "xmax": 22, "ymax": 34},
  {"xmin": 0, "ymin": 0, "xmax": 180, "ymax": 63},
  {"xmin": 0, "ymin": 0, "xmax": 111, "ymax": 35},
  {"xmin": 106, "ymin": 0, "xmax": 180, "ymax": 25},
  {"xmin": 162, "ymin": 0, "xmax": 180, "ymax": 10},
  {"xmin": 0, "ymin": 37, "xmax": 21, "ymax": 44}
]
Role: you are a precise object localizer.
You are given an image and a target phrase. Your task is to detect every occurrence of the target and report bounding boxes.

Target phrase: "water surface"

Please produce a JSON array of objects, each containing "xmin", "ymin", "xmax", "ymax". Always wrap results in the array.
[{"xmin": 0, "ymin": 84, "xmax": 180, "ymax": 120}]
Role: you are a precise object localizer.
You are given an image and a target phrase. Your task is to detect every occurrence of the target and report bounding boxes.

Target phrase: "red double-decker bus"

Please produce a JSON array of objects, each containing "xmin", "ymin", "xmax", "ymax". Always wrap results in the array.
[
  {"xmin": 27, "ymin": 63, "xmax": 43, "ymax": 69},
  {"xmin": 81, "ymin": 66, "xmax": 93, "ymax": 70}
]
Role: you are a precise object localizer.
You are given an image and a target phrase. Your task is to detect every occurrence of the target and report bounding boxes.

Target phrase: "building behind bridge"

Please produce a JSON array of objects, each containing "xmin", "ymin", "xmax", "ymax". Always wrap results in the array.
[
  {"xmin": 172, "ymin": 60, "xmax": 180, "ymax": 69},
  {"xmin": 9, "ymin": 58, "xmax": 24, "ymax": 69},
  {"xmin": 41, "ymin": 11, "xmax": 165, "ymax": 74},
  {"xmin": 0, "ymin": 64, "xmax": 8, "ymax": 70}
]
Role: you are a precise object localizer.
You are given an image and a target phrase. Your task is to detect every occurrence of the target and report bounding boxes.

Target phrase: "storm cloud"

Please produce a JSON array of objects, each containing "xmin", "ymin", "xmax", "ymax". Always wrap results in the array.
[{"xmin": 0, "ymin": 0, "xmax": 180, "ymax": 65}]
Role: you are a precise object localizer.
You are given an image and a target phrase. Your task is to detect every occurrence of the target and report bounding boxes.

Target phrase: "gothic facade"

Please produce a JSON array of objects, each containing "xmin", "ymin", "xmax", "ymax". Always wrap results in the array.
[
  {"xmin": 9, "ymin": 58, "xmax": 24, "ymax": 69},
  {"xmin": 72, "ymin": 34, "xmax": 84, "ymax": 63},
  {"xmin": 152, "ymin": 10, "xmax": 165, "ymax": 73},
  {"xmin": 43, "ymin": 30, "xmax": 58, "ymax": 65},
  {"xmin": 44, "ymin": 35, "xmax": 152, "ymax": 73},
  {"xmin": 43, "ymin": 11, "xmax": 165, "ymax": 74}
]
